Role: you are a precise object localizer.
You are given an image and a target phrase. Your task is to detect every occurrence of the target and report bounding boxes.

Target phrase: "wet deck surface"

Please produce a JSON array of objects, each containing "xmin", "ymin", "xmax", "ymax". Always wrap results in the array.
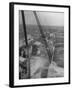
[{"xmin": 30, "ymin": 56, "xmax": 64, "ymax": 78}]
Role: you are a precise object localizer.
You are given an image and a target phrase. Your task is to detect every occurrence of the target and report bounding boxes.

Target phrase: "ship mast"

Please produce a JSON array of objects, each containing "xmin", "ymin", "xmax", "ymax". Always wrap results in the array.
[
  {"xmin": 33, "ymin": 11, "xmax": 51, "ymax": 63},
  {"xmin": 21, "ymin": 10, "xmax": 30, "ymax": 78}
]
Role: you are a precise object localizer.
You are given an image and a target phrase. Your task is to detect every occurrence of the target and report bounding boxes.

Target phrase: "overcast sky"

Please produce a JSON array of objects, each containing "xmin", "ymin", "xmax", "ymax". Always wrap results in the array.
[{"xmin": 19, "ymin": 11, "xmax": 64, "ymax": 26}]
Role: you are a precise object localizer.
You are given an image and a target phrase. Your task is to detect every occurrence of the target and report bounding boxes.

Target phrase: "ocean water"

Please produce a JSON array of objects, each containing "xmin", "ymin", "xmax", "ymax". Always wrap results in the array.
[{"xmin": 19, "ymin": 25, "xmax": 64, "ymax": 78}]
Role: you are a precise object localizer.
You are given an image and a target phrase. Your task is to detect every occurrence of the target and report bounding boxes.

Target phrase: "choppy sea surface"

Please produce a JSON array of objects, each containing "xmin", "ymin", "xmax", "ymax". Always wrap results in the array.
[{"xmin": 19, "ymin": 25, "xmax": 64, "ymax": 78}]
